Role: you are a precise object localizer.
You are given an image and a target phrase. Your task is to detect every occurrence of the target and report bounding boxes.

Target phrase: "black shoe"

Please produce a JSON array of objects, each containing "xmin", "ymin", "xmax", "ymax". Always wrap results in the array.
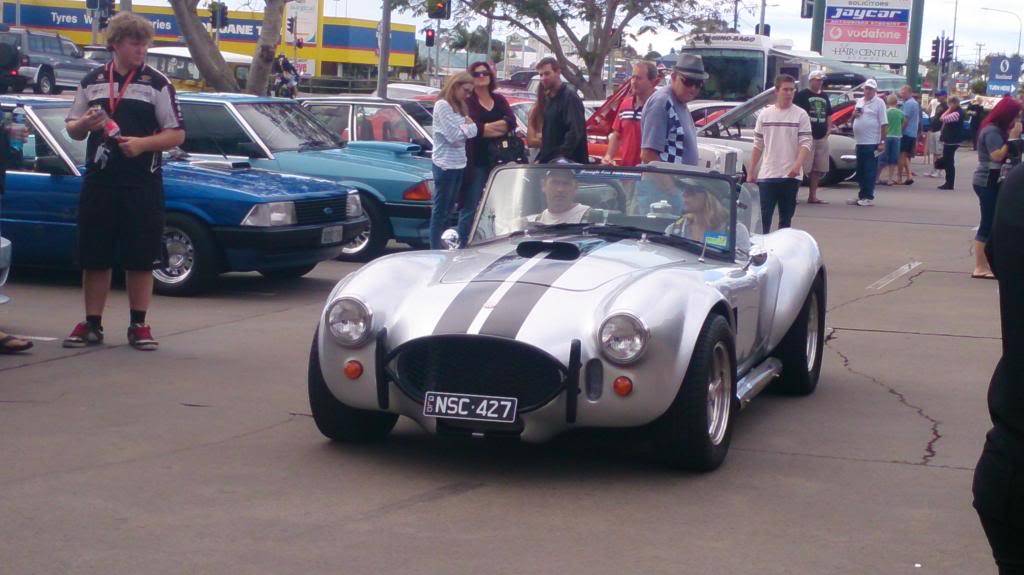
[{"xmin": 937, "ymin": 185, "xmax": 954, "ymax": 190}]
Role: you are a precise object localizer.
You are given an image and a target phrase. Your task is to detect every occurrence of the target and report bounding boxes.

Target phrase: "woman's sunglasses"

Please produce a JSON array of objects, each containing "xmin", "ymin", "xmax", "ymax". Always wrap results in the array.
[{"xmin": 472, "ymin": 71, "xmax": 491, "ymax": 78}]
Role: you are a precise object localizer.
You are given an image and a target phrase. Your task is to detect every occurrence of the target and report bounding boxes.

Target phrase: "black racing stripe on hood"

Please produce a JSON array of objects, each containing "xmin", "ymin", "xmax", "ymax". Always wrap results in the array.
[
  {"xmin": 478, "ymin": 237, "xmax": 616, "ymax": 339},
  {"xmin": 432, "ymin": 250, "xmax": 524, "ymax": 335}
]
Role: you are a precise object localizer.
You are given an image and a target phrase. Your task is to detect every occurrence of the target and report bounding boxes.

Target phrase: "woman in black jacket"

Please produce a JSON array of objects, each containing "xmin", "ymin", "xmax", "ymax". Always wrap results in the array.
[{"xmin": 938, "ymin": 96, "xmax": 963, "ymax": 190}]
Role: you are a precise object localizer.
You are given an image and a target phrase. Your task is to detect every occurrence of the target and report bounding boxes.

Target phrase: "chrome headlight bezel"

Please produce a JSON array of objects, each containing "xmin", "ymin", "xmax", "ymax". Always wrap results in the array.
[
  {"xmin": 241, "ymin": 201, "xmax": 296, "ymax": 226},
  {"xmin": 325, "ymin": 296, "xmax": 373, "ymax": 347},
  {"xmin": 599, "ymin": 312, "xmax": 650, "ymax": 365},
  {"xmin": 346, "ymin": 190, "xmax": 364, "ymax": 218}
]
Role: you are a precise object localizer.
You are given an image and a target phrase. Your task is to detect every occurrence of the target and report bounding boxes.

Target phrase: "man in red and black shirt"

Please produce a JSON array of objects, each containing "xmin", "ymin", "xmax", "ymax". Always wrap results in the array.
[
  {"xmin": 63, "ymin": 12, "xmax": 185, "ymax": 351},
  {"xmin": 602, "ymin": 61, "xmax": 658, "ymax": 167}
]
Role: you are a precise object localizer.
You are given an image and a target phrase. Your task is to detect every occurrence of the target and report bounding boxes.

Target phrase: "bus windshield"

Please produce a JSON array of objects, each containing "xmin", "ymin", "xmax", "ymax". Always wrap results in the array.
[{"xmin": 682, "ymin": 48, "xmax": 765, "ymax": 101}]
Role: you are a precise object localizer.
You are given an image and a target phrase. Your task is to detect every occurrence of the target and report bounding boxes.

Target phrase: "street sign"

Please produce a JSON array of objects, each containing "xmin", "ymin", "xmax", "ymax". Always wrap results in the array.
[
  {"xmin": 987, "ymin": 56, "xmax": 1022, "ymax": 96},
  {"xmin": 821, "ymin": 0, "xmax": 911, "ymax": 64}
]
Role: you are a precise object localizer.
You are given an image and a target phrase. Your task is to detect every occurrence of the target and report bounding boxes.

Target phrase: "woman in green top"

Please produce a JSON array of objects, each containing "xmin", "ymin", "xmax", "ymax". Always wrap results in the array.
[{"xmin": 881, "ymin": 94, "xmax": 905, "ymax": 185}]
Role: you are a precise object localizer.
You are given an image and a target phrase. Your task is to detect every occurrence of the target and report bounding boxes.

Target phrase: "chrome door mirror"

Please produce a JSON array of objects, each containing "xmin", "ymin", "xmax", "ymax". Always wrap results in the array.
[{"xmin": 441, "ymin": 228, "xmax": 460, "ymax": 251}]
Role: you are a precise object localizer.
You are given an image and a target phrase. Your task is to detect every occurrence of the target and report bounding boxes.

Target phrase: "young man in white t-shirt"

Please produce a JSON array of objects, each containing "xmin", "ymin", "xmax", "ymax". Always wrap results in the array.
[{"xmin": 747, "ymin": 74, "xmax": 812, "ymax": 233}]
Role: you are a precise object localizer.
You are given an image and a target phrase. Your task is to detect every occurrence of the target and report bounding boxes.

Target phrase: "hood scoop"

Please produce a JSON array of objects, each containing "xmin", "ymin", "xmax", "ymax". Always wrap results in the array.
[{"xmin": 515, "ymin": 237, "xmax": 609, "ymax": 260}]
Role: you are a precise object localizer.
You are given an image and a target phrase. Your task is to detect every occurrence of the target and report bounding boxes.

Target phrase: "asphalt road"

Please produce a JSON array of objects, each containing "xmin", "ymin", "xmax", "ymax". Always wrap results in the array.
[{"xmin": 0, "ymin": 152, "xmax": 1003, "ymax": 574}]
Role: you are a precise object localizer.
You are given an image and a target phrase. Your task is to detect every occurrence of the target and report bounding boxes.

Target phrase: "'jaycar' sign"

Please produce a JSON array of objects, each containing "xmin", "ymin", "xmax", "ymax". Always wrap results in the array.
[{"xmin": 821, "ymin": 0, "xmax": 912, "ymax": 65}]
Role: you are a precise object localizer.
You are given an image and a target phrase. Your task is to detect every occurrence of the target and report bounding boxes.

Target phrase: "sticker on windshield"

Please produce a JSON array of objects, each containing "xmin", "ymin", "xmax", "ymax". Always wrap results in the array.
[{"xmin": 704, "ymin": 231, "xmax": 729, "ymax": 249}]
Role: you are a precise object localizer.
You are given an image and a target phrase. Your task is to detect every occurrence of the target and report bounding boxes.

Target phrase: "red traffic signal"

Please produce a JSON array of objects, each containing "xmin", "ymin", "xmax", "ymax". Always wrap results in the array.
[{"xmin": 425, "ymin": 28, "xmax": 435, "ymax": 47}]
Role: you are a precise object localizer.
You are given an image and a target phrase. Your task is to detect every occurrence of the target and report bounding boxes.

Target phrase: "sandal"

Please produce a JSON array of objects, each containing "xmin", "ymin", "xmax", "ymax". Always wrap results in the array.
[
  {"xmin": 971, "ymin": 272, "xmax": 996, "ymax": 280},
  {"xmin": 0, "ymin": 334, "xmax": 33, "ymax": 354},
  {"xmin": 807, "ymin": 198, "xmax": 829, "ymax": 204}
]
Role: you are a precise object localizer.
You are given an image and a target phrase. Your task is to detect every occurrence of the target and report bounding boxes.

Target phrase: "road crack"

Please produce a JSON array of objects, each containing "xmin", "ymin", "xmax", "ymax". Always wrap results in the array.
[
  {"xmin": 825, "ymin": 331, "xmax": 942, "ymax": 466},
  {"xmin": 828, "ymin": 267, "xmax": 928, "ymax": 314}
]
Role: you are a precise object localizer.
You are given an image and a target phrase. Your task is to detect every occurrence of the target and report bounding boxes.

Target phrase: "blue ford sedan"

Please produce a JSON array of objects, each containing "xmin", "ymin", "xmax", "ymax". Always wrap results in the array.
[
  {"xmin": 175, "ymin": 94, "xmax": 436, "ymax": 261},
  {"xmin": 0, "ymin": 96, "xmax": 368, "ymax": 295}
]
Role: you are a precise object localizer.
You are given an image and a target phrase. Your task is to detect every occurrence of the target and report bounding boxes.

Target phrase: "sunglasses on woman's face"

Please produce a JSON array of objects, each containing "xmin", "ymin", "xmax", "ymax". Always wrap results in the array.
[{"xmin": 472, "ymin": 71, "xmax": 491, "ymax": 78}]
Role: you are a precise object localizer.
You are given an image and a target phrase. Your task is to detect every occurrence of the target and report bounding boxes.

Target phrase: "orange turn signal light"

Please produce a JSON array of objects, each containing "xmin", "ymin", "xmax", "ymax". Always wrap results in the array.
[
  {"xmin": 613, "ymin": 376, "xmax": 633, "ymax": 397},
  {"xmin": 344, "ymin": 360, "xmax": 364, "ymax": 380}
]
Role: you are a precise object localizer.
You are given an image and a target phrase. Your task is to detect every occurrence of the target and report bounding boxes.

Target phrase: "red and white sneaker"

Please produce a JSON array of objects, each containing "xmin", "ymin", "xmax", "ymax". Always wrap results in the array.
[
  {"xmin": 63, "ymin": 321, "xmax": 104, "ymax": 348},
  {"xmin": 127, "ymin": 323, "xmax": 159, "ymax": 351}
]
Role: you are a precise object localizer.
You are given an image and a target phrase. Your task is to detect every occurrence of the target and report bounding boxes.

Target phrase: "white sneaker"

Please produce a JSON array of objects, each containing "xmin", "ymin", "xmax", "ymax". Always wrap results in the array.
[
  {"xmin": 846, "ymin": 198, "xmax": 861, "ymax": 205},
  {"xmin": 857, "ymin": 199, "xmax": 875, "ymax": 207}
]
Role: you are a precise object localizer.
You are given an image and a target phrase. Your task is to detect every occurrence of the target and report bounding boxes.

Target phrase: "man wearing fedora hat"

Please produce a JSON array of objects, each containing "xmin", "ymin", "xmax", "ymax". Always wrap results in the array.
[{"xmin": 640, "ymin": 53, "xmax": 708, "ymax": 166}]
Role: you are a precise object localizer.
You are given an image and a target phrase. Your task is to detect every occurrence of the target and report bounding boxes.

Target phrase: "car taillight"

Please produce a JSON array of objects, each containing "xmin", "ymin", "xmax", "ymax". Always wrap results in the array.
[{"xmin": 403, "ymin": 180, "xmax": 432, "ymax": 201}]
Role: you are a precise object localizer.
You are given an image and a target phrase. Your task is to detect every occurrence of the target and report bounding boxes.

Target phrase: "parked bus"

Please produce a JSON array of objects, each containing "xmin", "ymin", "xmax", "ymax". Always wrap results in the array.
[{"xmin": 146, "ymin": 46, "xmax": 251, "ymax": 92}]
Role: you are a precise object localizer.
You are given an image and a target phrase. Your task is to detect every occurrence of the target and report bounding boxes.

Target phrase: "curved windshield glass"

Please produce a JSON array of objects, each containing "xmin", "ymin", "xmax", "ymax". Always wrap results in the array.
[
  {"xmin": 471, "ymin": 165, "xmax": 745, "ymax": 260},
  {"xmin": 235, "ymin": 101, "xmax": 342, "ymax": 152},
  {"xmin": 33, "ymin": 106, "xmax": 87, "ymax": 166}
]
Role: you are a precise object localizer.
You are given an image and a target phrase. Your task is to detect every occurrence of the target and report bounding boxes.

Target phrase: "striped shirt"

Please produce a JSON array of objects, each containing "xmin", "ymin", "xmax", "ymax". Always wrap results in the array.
[
  {"xmin": 432, "ymin": 99, "xmax": 478, "ymax": 170},
  {"xmin": 753, "ymin": 104, "xmax": 813, "ymax": 180}
]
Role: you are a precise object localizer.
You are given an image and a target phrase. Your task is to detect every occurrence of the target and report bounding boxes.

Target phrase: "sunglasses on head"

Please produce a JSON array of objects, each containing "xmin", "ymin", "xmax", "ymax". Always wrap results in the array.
[{"xmin": 472, "ymin": 70, "xmax": 491, "ymax": 78}]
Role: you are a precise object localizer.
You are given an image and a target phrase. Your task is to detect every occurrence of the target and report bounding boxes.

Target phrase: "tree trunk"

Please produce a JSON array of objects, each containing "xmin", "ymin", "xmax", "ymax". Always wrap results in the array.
[
  {"xmin": 246, "ymin": 0, "xmax": 287, "ymax": 95},
  {"xmin": 168, "ymin": 0, "xmax": 238, "ymax": 92}
]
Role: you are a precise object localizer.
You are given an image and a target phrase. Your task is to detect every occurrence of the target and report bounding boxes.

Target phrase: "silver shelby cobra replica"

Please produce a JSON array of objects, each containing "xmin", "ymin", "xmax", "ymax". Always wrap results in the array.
[{"xmin": 309, "ymin": 163, "xmax": 826, "ymax": 471}]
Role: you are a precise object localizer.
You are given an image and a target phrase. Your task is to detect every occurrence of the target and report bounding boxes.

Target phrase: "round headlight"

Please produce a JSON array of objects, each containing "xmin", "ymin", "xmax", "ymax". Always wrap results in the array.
[
  {"xmin": 599, "ymin": 313, "xmax": 649, "ymax": 365},
  {"xmin": 326, "ymin": 297, "xmax": 373, "ymax": 347}
]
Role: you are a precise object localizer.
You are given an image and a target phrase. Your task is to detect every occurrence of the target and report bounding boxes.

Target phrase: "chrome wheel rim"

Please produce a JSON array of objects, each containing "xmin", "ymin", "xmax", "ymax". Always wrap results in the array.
[
  {"xmin": 806, "ymin": 292, "xmax": 820, "ymax": 373},
  {"xmin": 707, "ymin": 341, "xmax": 732, "ymax": 446},
  {"xmin": 341, "ymin": 221, "xmax": 371, "ymax": 255},
  {"xmin": 153, "ymin": 226, "xmax": 195, "ymax": 285}
]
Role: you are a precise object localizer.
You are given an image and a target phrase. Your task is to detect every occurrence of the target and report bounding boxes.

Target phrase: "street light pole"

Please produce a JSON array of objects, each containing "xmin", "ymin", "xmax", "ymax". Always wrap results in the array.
[
  {"xmin": 376, "ymin": 0, "xmax": 392, "ymax": 98},
  {"xmin": 981, "ymin": 8, "xmax": 1022, "ymax": 57}
]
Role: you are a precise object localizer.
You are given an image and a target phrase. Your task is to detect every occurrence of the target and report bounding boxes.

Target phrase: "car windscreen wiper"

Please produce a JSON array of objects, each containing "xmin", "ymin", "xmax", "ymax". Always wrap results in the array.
[
  {"xmin": 298, "ymin": 139, "xmax": 333, "ymax": 151},
  {"xmin": 581, "ymin": 224, "xmax": 706, "ymax": 253},
  {"xmin": 508, "ymin": 222, "xmax": 591, "ymax": 238}
]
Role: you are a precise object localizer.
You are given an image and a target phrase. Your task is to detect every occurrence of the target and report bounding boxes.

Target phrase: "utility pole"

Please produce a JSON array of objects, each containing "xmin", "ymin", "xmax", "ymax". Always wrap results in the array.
[
  {"xmin": 759, "ymin": 0, "xmax": 766, "ymax": 34},
  {"xmin": 812, "ymin": 0, "xmax": 826, "ymax": 52},
  {"xmin": 733, "ymin": 0, "xmax": 740, "ymax": 32},
  {"xmin": 905, "ymin": 0, "xmax": 925, "ymax": 90},
  {"xmin": 976, "ymin": 43, "xmax": 985, "ymax": 71},
  {"xmin": 376, "ymin": 0, "xmax": 392, "ymax": 98},
  {"xmin": 90, "ymin": 10, "xmax": 99, "ymax": 45}
]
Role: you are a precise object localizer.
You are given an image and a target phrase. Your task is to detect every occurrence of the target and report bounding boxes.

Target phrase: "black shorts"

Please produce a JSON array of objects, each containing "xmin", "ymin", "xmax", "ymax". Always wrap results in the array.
[
  {"xmin": 78, "ymin": 179, "xmax": 165, "ymax": 271},
  {"xmin": 900, "ymin": 135, "xmax": 917, "ymax": 156}
]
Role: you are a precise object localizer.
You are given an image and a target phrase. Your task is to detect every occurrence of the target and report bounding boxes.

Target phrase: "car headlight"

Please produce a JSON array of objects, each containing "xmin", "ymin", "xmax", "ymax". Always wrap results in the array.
[
  {"xmin": 241, "ymin": 201, "xmax": 296, "ymax": 226},
  {"xmin": 326, "ymin": 297, "xmax": 373, "ymax": 347},
  {"xmin": 346, "ymin": 191, "xmax": 363, "ymax": 218},
  {"xmin": 599, "ymin": 313, "xmax": 649, "ymax": 365}
]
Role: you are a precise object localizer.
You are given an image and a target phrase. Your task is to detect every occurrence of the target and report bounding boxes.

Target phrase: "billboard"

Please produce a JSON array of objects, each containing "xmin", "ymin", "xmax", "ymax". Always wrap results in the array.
[
  {"xmin": 987, "ymin": 56, "xmax": 1022, "ymax": 96},
  {"xmin": 822, "ymin": 0, "xmax": 911, "ymax": 64}
]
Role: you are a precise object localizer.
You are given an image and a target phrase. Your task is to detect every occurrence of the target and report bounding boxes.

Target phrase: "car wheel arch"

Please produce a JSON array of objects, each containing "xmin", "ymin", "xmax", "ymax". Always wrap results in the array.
[{"xmin": 162, "ymin": 209, "xmax": 227, "ymax": 271}]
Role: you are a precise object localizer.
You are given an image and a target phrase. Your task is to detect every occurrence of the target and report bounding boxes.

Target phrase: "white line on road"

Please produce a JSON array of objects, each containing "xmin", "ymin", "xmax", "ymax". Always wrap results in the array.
[
  {"xmin": 10, "ymin": 335, "xmax": 59, "ymax": 342},
  {"xmin": 867, "ymin": 261, "xmax": 923, "ymax": 291}
]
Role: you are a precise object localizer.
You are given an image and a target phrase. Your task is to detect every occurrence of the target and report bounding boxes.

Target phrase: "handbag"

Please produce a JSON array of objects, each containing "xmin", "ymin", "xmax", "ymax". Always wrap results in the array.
[{"xmin": 486, "ymin": 133, "xmax": 528, "ymax": 166}]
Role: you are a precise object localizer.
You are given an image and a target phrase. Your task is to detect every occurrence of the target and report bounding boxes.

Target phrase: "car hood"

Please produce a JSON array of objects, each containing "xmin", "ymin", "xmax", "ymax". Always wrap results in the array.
[
  {"xmin": 279, "ymin": 144, "xmax": 433, "ymax": 178},
  {"xmin": 163, "ymin": 161, "xmax": 349, "ymax": 199}
]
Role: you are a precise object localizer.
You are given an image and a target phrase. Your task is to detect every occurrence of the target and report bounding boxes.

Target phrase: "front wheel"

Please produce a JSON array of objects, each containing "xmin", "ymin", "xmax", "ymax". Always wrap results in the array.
[
  {"xmin": 308, "ymin": 332, "xmax": 398, "ymax": 442},
  {"xmin": 771, "ymin": 272, "xmax": 827, "ymax": 395},
  {"xmin": 153, "ymin": 213, "xmax": 219, "ymax": 296},
  {"xmin": 336, "ymin": 194, "xmax": 389, "ymax": 262},
  {"xmin": 653, "ymin": 314, "xmax": 737, "ymax": 472}
]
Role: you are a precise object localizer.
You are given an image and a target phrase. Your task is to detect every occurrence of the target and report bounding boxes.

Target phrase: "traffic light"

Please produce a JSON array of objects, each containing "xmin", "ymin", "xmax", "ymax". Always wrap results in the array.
[
  {"xmin": 287, "ymin": 16, "xmax": 296, "ymax": 34},
  {"xmin": 425, "ymin": 28, "xmax": 435, "ymax": 47},
  {"xmin": 930, "ymin": 37, "xmax": 940, "ymax": 64},
  {"xmin": 943, "ymin": 38, "xmax": 954, "ymax": 63},
  {"xmin": 426, "ymin": 0, "xmax": 450, "ymax": 19},
  {"xmin": 209, "ymin": 2, "xmax": 228, "ymax": 30},
  {"xmin": 97, "ymin": 0, "xmax": 114, "ymax": 29}
]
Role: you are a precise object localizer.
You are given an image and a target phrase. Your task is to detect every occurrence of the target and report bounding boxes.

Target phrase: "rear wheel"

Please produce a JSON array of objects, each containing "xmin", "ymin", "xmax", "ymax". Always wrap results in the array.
[
  {"xmin": 336, "ymin": 194, "xmax": 389, "ymax": 262},
  {"xmin": 653, "ymin": 314, "xmax": 737, "ymax": 472},
  {"xmin": 308, "ymin": 332, "xmax": 397, "ymax": 442},
  {"xmin": 771, "ymin": 272, "xmax": 827, "ymax": 395},
  {"xmin": 34, "ymin": 70, "xmax": 55, "ymax": 95}
]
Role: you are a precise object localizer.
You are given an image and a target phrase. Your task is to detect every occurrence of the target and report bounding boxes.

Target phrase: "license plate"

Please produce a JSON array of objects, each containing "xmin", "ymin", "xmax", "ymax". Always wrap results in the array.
[
  {"xmin": 321, "ymin": 225, "xmax": 345, "ymax": 245},
  {"xmin": 422, "ymin": 391, "xmax": 518, "ymax": 424}
]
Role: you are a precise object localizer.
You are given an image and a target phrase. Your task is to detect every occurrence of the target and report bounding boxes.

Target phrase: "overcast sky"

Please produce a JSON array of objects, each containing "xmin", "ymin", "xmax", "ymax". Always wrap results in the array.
[{"xmin": 141, "ymin": 0, "xmax": 1023, "ymax": 64}]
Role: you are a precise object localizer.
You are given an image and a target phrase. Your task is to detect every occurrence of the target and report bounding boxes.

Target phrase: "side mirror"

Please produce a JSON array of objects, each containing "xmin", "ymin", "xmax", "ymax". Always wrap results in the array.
[
  {"xmin": 441, "ymin": 228, "xmax": 460, "ymax": 250},
  {"xmin": 34, "ymin": 155, "xmax": 68, "ymax": 175}
]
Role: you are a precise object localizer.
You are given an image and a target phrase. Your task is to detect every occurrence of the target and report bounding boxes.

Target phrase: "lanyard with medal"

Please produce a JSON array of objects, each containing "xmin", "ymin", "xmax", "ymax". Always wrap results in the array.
[{"xmin": 94, "ymin": 62, "xmax": 136, "ymax": 170}]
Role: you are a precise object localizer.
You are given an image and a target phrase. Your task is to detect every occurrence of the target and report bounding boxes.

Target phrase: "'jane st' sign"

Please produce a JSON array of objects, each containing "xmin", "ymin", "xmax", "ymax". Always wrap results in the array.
[{"xmin": 822, "ymin": 0, "xmax": 912, "ymax": 65}]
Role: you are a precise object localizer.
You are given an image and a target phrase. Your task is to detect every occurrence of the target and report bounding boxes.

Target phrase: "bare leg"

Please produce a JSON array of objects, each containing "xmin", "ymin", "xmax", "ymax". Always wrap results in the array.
[
  {"xmin": 974, "ymin": 240, "xmax": 994, "ymax": 277},
  {"xmin": 808, "ymin": 172, "xmax": 821, "ymax": 202},
  {"xmin": 83, "ymin": 269, "xmax": 113, "ymax": 316},
  {"xmin": 125, "ymin": 270, "xmax": 154, "ymax": 314}
]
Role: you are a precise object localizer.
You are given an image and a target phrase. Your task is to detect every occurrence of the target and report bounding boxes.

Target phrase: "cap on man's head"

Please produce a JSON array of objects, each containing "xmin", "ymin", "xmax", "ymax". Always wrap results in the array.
[
  {"xmin": 808, "ymin": 70, "xmax": 826, "ymax": 81},
  {"xmin": 673, "ymin": 53, "xmax": 710, "ymax": 80},
  {"xmin": 863, "ymin": 78, "xmax": 878, "ymax": 90},
  {"xmin": 935, "ymin": 89, "xmax": 948, "ymax": 96}
]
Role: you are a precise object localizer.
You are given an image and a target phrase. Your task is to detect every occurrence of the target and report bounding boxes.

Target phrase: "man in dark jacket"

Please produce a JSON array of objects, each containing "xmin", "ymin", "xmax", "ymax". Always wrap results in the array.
[
  {"xmin": 974, "ymin": 162, "xmax": 1024, "ymax": 574},
  {"xmin": 534, "ymin": 57, "xmax": 588, "ymax": 164}
]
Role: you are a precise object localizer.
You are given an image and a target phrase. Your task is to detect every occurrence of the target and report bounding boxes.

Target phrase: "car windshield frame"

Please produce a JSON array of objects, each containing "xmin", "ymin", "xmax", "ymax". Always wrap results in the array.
[
  {"xmin": 469, "ymin": 164, "xmax": 743, "ymax": 262},
  {"xmin": 25, "ymin": 104, "xmax": 87, "ymax": 171},
  {"xmin": 232, "ymin": 100, "xmax": 343, "ymax": 153}
]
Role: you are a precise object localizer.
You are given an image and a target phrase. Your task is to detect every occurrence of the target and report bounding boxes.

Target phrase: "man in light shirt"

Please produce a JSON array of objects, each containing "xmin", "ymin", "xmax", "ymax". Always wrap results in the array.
[
  {"xmin": 848, "ymin": 79, "xmax": 888, "ymax": 206},
  {"xmin": 530, "ymin": 169, "xmax": 592, "ymax": 225},
  {"xmin": 747, "ymin": 74, "xmax": 812, "ymax": 233}
]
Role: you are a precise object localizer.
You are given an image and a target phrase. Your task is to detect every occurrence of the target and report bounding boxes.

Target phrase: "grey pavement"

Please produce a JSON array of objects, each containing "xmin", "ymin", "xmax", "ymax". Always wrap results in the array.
[{"xmin": 0, "ymin": 152, "xmax": 1002, "ymax": 574}]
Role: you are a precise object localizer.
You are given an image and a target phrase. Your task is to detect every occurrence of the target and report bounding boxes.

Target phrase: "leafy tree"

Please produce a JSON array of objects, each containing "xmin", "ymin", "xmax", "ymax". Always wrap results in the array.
[
  {"xmin": 970, "ymin": 79, "xmax": 987, "ymax": 95},
  {"xmin": 645, "ymin": 50, "xmax": 662, "ymax": 60}
]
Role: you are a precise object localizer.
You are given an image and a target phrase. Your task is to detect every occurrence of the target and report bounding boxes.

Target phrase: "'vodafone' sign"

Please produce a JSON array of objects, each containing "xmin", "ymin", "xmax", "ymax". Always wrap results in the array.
[{"xmin": 822, "ymin": 0, "xmax": 911, "ymax": 64}]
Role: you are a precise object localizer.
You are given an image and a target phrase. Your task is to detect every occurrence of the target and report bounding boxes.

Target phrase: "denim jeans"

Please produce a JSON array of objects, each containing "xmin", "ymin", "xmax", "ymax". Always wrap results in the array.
[
  {"xmin": 430, "ymin": 164, "xmax": 464, "ymax": 249},
  {"xmin": 758, "ymin": 179, "xmax": 799, "ymax": 233},
  {"xmin": 458, "ymin": 164, "xmax": 491, "ymax": 245},
  {"xmin": 942, "ymin": 144, "xmax": 958, "ymax": 188},
  {"xmin": 974, "ymin": 183, "xmax": 999, "ymax": 242},
  {"xmin": 856, "ymin": 144, "xmax": 879, "ymax": 200}
]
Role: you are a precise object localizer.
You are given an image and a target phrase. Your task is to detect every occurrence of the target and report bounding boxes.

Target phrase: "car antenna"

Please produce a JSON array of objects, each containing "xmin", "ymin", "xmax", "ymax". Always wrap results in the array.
[{"xmin": 698, "ymin": 234, "xmax": 710, "ymax": 263}]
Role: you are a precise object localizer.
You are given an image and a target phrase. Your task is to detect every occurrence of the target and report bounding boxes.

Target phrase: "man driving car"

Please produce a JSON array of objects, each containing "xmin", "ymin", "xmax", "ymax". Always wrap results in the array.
[{"xmin": 528, "ymin": 169, "xmax": 592, "ymax": 225}]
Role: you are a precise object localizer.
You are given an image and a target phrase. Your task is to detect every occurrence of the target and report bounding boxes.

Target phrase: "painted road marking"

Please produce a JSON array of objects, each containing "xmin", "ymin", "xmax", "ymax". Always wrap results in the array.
[
  {"xmin": 10, "ymin": 335, "xmax": 59, "ymax": 342},
  {"xmin": 867, "ymin": 261, "xmax": 922, "ymax": 290}
]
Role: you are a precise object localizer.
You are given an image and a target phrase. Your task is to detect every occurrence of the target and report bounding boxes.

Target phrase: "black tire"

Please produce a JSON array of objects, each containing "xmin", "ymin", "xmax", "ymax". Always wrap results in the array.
[
  {"xmin": 153, "ymin": 213, "xmax": 219, "ymax": 296},
  {"xmin": 308, "ymin": 332, "xmax": 398, "ymax": 442},
  {"xmin": 336, "ymin": 194, "xmax": 389, "ymax": 262},
  {"xmin": 771, "ymin": 272, "xmax": 827, "ymax": 395},
  {"xmin": 819, "ymin": 159, "xmax": 845, "ymax": 186},
  {"xmin": 653, "ymin": 314, "xmax": 737, "ymax": 472},
  {"xmin": 33, "ymin": 70, "xmax": 55, "ymax": 95},
  {"xmin": 0, "ymin": 84, "xmax": 7, "ymax": 94},
  {"xmin": 258, "ymin": 263, "xmax": 317, "ymax": 279}
]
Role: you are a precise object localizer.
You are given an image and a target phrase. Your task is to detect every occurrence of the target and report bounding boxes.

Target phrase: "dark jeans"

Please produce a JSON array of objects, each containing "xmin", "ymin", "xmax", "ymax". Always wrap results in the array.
[
  {"xmin": 974, "ymin": 182, "xmax": 999, "ymax": 242},
  {"xmin": 974, "ymin": 432, "xmax": 1024, "ymax": 574},
  {"xmin": 942, "ymin": 144, "xmax": 958, "ymax": 187},
  {"xmin": 855, "ymin": 144, "xmax": 879, "ymax": 200},
  {"xmin": 430, "ymin": 164, "xmax": 464, "ymax": 249},
  {"xmin": 458, "ymin": 164, "xmax": 491, "ymax": 245},
  {"xmin": 757, "ymin": 179, "xmax": 799, "ymax": 234}
]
